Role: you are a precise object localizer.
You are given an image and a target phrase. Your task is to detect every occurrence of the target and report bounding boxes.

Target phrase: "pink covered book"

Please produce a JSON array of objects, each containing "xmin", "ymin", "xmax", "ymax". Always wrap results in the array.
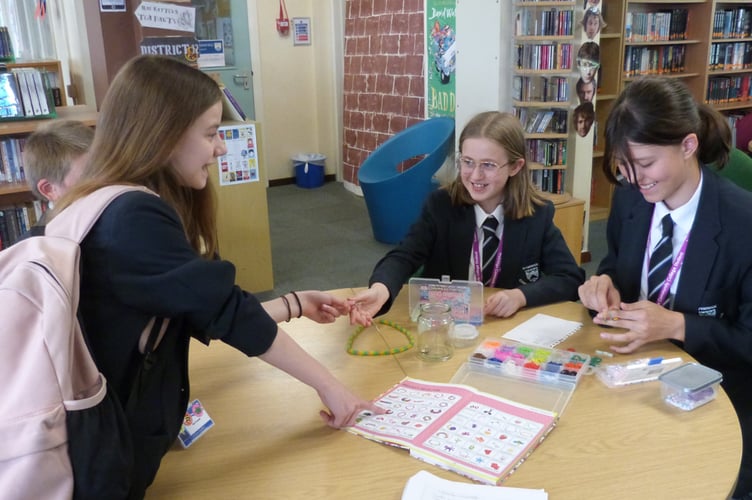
[{"xmin": 348, "ymin": 377, "xmax": 557, "ymax": 485}]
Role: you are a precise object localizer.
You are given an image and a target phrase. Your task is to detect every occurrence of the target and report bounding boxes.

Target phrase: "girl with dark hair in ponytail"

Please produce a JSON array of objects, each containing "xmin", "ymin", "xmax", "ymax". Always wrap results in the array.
[{"xmin": 579, "ymin": 76, "xmax": 752, "ymax": 499}]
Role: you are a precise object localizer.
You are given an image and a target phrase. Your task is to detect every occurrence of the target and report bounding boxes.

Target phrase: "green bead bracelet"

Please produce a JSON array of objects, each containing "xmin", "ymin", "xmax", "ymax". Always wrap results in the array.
[{"xmin": 346, "ymin": 319, "xmax": 414, "ymax": 356}]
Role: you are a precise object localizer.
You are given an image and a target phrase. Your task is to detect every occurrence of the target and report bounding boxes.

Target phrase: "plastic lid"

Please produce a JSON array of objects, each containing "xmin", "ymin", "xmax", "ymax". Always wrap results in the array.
[
  {"xmin": 291, "ymin": 153, "xmax": 326, "ymax": 162},
  {"xmin": 658, "ymin": 362, "xmax": 723, "ymax": 392},
  {"xmin": 453, "ymin": 323, "xmax": 479, "ymax": 340}
]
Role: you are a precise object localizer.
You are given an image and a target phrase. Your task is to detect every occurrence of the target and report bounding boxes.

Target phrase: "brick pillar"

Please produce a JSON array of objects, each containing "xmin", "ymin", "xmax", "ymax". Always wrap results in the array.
[{"xmin": 342, "ymin": 0, "xmax": 425, "ymax": 185}]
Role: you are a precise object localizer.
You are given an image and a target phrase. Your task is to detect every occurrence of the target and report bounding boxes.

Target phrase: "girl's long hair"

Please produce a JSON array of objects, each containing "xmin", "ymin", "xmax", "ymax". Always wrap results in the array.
[{"xmin": 53, "ymin": 55, "xmax": 223, "ymax": 257}]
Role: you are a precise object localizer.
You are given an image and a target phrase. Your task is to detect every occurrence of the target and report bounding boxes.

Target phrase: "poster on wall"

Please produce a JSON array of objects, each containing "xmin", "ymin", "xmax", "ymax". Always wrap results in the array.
[
  {"xmin": 217, "ymin": 124, "xmax": 260, "ymax": 186},
  {"xmin": 425, "ymin": 0, "xmax": 456, "ymax": 118}
]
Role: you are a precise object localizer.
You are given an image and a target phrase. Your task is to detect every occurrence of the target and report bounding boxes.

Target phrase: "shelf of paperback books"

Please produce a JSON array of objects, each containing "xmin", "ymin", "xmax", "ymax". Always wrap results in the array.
[
  {"xmin": 0, "ymin": 59, "xmax": 69, "ymax": 123},
  {"xmin": 706, "ymin": 3, "xmax": 752, "ymax": 110}
]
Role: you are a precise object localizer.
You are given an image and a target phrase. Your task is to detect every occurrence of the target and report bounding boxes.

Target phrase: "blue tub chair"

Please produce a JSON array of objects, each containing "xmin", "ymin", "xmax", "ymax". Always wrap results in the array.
[{"xmin": 358, "ymin": 117, "xmax": 455, "ymax": 244}]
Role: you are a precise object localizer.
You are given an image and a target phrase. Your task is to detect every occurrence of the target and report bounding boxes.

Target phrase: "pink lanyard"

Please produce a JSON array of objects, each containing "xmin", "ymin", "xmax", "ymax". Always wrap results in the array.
[
  {"xmin": 646, "ymin": 228, "xmax": 691, "ymax": 308},
  {"xmin": 472, "ymin": 229, "xmax": 504, "ymax": 286}
]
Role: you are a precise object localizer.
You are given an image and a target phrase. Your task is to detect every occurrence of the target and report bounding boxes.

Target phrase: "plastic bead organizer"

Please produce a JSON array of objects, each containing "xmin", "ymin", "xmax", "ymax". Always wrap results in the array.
[
  {"xmin": 449, "ymin": 339, "xmax": 591, "ymax": 416},
  {"xmin": 467, "ymin": 339, "xmax": 591, "ymax": 385}
]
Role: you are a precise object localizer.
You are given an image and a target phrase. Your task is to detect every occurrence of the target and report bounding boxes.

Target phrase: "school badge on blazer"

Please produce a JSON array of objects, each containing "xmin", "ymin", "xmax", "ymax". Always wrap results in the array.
[
  {"xmin": 522, "ymin": 263, "xmax": 540, "ymax": 283},
  {"xmin": 697, "ymin": 305, "xmax": 718, "ymax": 317}
]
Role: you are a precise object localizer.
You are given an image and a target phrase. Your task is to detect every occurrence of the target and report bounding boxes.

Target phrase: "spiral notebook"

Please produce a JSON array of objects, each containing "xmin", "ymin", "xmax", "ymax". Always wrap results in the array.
[{"xmin": 501, "ymin": 313, "xmax": 582, "ymax": 348}]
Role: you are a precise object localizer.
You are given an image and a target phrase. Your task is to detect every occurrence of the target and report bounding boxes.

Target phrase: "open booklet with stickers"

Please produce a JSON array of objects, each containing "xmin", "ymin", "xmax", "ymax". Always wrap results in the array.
[{"xmin": 347, "ymin": 377, "xmax": 557, "ymax": 485}]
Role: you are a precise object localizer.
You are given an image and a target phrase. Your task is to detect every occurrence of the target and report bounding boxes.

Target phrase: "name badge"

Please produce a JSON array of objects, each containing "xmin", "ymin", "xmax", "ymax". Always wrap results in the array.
[{"xmin": 178, "ymin": 399, "xmax": 214, "ymax": 448}]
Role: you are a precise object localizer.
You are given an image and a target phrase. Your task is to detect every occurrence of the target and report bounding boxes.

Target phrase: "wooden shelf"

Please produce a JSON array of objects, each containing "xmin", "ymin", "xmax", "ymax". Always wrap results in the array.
[
  {"xmin": 516, "ymin": 35, "xmax": 575, "ymax": 42},
  {"xmin": 624, "ymin": 39, "xmax": 701, "ymax": 46},
  {"xmin": 513, "ymin": 100, "xmax": 570, "ymax": 108},
  {"xmin": 0, "ymin": 105, "xmax": 98, "ymax": 136},
  {"xmin": 515, "ymin": 69, "xmax": 575, "ymax": 75},
  {"xmin": 0, "ymin": 183, "xmax": 30, "ymax": 196},
  {"xmin": 515, "ymin": 1, "xmax": 577, "ymax": 6}
]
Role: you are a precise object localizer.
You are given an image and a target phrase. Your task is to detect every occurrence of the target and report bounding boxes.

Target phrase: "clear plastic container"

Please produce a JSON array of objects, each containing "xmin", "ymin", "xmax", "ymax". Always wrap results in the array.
[
  {"xmin": 450, "ymin": 339, "xmax": 591, "ymax": 416},
  {"xmin": 596, "ymin": 356, "xmax": 683, "ymax": 388},
  {"xmin": 658, "ymin": 362, "xmax": 723, "ymax": 411},
  {"xmin": 451, "ymin": 323, "xmax": 479, "ymax": 348}
]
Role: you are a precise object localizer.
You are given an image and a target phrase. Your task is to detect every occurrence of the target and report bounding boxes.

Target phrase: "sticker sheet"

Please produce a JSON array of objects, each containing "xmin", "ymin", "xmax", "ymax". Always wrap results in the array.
[{"xmin": 349, "ymin": 378, "xmax": 557, "ymax": 485}]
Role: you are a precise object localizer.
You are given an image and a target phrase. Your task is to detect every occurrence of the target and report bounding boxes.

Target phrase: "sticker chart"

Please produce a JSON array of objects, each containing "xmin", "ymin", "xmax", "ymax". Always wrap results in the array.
[{"xmin": 349, "ymin": 378, "xmax": 557, "ymax": 485}]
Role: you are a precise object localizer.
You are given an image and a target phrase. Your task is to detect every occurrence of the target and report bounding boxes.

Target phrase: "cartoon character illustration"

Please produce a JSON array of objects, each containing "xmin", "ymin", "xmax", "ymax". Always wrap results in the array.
[{"xmin": 431, "ymin": 21, "xmax": 456, "ymax": 84}]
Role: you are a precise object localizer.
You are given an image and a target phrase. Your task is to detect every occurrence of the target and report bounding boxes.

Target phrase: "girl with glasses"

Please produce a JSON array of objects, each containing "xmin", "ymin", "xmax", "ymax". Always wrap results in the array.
[{"xmin": 349, "ymin": 111, "xmax": 584, "ymax": 324}]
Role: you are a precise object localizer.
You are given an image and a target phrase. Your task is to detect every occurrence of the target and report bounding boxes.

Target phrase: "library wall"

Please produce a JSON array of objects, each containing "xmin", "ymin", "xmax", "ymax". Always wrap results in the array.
[{"xmin": 342, "ymin": 0, "xmax": 425, "ymax": 187}]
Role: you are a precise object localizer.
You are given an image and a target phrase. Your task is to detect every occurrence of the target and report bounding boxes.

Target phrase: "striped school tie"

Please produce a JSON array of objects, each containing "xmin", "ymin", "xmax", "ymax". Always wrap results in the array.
[
  {"xmin": 647, "ymin": 214, "xmax": 674, "ymax": 304},
  {"xmin": 482, "ymin": 216, "xmax": 499, "ymax": 286}
]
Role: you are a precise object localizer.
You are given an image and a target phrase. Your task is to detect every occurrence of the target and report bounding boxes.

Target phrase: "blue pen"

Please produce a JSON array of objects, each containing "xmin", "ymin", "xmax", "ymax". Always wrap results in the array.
[{"xmin": 648, "ymin": 357, "xmax": 664, "ymax": 365}]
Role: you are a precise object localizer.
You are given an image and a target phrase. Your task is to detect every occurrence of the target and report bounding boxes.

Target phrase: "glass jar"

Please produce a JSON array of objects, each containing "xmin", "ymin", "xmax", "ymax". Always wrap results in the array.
[{"xmin": 416, "ymin": 302, "xmax": 454, "ymax": 361}]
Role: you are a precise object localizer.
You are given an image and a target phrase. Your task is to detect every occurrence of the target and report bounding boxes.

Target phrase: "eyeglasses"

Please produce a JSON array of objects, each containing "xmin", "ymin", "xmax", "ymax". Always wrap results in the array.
[
  {"xmin": 456, "ymin": 156, "xmax": 512, "ymax": 175},
  {"xmin": 577, "ymin": 59, "xmax": 600, "ymax": 70}
]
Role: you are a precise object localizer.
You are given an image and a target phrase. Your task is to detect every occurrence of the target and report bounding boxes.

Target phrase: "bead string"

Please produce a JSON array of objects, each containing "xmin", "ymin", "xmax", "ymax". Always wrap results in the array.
[{"xmin": 346, "ymin": 320, "xmax": 414, "ymax": 356}]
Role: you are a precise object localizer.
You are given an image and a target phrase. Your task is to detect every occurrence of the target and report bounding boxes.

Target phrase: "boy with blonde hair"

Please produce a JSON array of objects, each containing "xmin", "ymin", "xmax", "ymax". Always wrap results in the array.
[{"xmin": 24, "ymin": 119, "xmax": 93, "ymax": 204}]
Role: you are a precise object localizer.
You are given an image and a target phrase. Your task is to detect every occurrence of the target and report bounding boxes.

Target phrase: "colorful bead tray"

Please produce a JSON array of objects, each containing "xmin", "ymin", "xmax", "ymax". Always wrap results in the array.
[{"xmin": 467, "ymin": 339, "xmax": 591, "ymax": 386}]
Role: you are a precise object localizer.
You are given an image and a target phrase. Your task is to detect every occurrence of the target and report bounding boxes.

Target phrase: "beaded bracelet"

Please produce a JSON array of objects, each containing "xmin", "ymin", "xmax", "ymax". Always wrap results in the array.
[
  {"xmin": 346, "ymin": 320, "xmax": 414, "ymax": 356},
  {"xmin": 280, "ymin": 295, "xmax": 292, "ymax": 322},
  {"xmin": 289, "ymin": 291, "xmax": 303, "ymax": 319}
]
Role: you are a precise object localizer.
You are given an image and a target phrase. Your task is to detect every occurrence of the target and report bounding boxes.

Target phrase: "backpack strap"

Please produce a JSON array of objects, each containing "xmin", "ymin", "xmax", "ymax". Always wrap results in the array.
[
  {"xmin": 126, "ymin": 317, "xmax": 170, "ymax": 415},
  {"xmin": 45, "ymin": 185, "xmax": 156, "ymax": 243}
]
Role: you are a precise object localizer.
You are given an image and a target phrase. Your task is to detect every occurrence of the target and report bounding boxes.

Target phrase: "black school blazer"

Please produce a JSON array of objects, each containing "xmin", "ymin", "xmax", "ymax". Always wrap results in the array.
[
  {"xmin": 369, "ymin": 188, "xmax": 585, "ymax": 315},
  {"xmin": 597, "ymin": 166, "xmax": 752, "ymax": 411}
]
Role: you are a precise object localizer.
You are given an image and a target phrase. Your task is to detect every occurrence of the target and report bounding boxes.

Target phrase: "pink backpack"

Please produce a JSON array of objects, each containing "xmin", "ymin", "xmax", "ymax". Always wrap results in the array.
[{"xmin": 0, "ymin": 185, "xmax": 159, "ymax": 499}]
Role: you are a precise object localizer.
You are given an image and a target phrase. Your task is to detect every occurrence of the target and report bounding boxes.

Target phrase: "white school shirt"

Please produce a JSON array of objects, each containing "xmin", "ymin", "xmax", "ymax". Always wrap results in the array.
[
  {"xmin": 639, "ymin": 173, "xmax": 703, "ymax": 305},
  {"xmin": 468, "ymin": 204, "xmax": 504, "ymax": 282}
]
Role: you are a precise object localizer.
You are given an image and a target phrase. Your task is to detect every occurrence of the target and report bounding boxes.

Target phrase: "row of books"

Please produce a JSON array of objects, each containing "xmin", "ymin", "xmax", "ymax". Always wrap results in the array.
[
  {"xmin": 709, "ymin": 42, "xmax": 752, "ymax": 72},
  {"xmin": 0, "ymin": 67, "xmax": 55, "ymax": 120},
  {"xmin": 706, "ymin": 75, "xmax": 751, "ymax": 105},
  {"xmin": 530, "ymin": 168, "xmax": 566, "ymax": 195},
  {"xmin": 623, "ymin": 45, "xmax": 686, "ymax": 78},
  {"xmin": 712, "ymin": 8, "xmax": 751, "ymax": 40},
  {"xmin": 526, "ymin": 139, "xmax": 567, "ymax": 167},
  {"xmin": 517, "ymin": 108, "xmax": 568, "ymax": 134},
  {"xmin": 514, "ymin": 9, "xmax": 574, "ymax": 37},
  {"xmin": 515, "ymin": 43, "xmax": 572, "ymax": 71},
  {"xmin": 727, "ymin": 113, "xmax": 749, "ymax": 148},
  {"xmin": 512, "ymin": 75, "xmax": 570, "ymax": 103},
  {"xmin": 0, "ymin": 137, "xmax": 26, "ymax": 184},
  {"xmin": 624, "ymin": 9, "xmax": 688, "ymax": 43},
  {"xmin": 0, "ymin": 27, "xmax": 13, "ymax": 61},
  {"xmin": 0, "ymin": 201, "xmax": 45, "ymax": 250}
]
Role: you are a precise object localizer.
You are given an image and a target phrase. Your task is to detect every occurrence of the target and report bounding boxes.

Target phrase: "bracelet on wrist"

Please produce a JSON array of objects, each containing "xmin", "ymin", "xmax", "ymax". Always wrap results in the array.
[
  {"xmin": 280, "ymin": 295, "xmax": 292, "ymax": 322},
  {"xmin": 290, "ymin": 291, "xmax": 303, "ymax": 319}
]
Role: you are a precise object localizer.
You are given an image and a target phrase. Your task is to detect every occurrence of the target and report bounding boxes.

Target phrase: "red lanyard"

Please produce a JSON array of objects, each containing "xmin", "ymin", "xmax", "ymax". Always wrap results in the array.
[{"xmin": 472, "ymin": 229, "xmax": 503, "ymax": 286}]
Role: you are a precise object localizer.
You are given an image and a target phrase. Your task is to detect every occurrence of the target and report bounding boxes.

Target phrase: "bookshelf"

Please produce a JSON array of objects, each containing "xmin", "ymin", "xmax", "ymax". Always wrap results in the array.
[
  {"xmin": 587, "ymin": 0, "xmax": 751, "ymax": 222},
  {"xmin": 4, "ymin": 59, "xmax": 67, "ymax": 105},
  {"xmin": 513, "ymin": 1, "xmax": 576, "ymax": 198},
  {"xmin": 705, "ymin": 1, "xmax": 752, "ymax": 116},
  {"xmin": 512, "ymin": 1, "xmax": 586, "ymax": 262}
]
